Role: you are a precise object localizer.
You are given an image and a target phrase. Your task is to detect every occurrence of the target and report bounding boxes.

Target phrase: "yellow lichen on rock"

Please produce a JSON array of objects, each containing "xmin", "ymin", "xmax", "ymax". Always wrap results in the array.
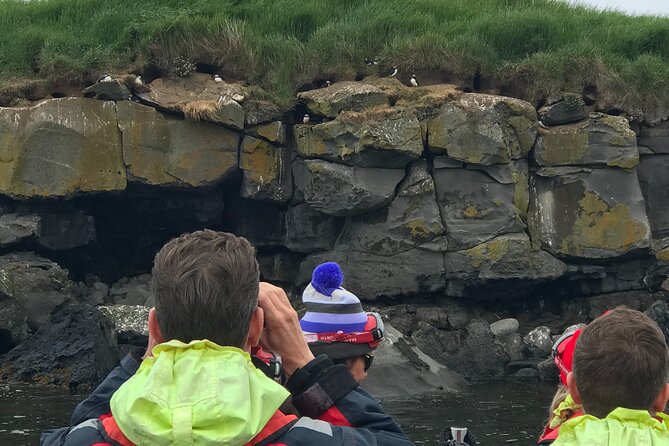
[{"xmin": 559, "ymin": 191, "xmax": 648, "ymax": 256}]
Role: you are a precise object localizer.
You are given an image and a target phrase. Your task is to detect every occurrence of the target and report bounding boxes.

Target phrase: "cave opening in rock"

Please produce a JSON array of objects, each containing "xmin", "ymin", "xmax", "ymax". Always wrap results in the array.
[{"xmin": 0, "ymin": 329, "xmax": 14, "ymax": 355}]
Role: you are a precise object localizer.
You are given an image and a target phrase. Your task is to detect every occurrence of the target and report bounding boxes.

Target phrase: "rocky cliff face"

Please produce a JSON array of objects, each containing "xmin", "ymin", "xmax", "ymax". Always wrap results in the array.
[{"xmin": 0, "ymin": 74, "xmax": 667, "ymax": 387}]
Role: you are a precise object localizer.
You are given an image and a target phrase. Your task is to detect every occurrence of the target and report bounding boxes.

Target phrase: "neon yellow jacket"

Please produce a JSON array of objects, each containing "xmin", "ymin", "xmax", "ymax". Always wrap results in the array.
[
  {"xmin": 109, "ymin": 339, "xmax": 290, "ymax": 446},
  {"xmin": 552, "ymin": 407, "xmax": 669, "ymax": 446}
]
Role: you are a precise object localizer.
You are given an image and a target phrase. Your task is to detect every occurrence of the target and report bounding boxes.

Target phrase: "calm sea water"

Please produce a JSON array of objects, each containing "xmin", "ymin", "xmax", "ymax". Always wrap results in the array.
[{"xmin": 0, "ymin": 380, "xmax": 555, "ymax": 446}]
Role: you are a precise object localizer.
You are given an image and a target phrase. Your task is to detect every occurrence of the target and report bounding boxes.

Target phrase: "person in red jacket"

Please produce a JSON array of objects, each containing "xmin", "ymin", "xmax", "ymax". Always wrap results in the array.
[
  {"xmin": 40, "ymin": 230, "xmax": 413, "ymax": 446},
  {"xmin": 537, "ymin": 324, "xmax": 585, "ymax": 445}
]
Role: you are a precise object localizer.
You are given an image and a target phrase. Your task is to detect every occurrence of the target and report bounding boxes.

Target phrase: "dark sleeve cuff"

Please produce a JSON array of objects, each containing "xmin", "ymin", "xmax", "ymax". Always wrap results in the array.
[{"xmin": 288, "ymin": 358, "xmax": 359, "ymax": 418}]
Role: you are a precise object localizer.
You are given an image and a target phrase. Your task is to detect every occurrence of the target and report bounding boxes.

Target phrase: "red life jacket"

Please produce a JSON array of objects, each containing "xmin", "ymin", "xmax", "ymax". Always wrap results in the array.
[
  {"xmin": 97, "ymin": 410, "xmax": 298, "ymax": 446},
  {"xmin": 537, "ymin": 410, "xmax": 584, "ymax": 445}
]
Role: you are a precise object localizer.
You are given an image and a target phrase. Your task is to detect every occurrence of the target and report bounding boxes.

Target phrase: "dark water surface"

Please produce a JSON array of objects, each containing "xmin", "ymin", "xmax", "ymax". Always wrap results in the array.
[{"xmin": 1, "ymin": 380, "xmax": 555, "ymax": 445}]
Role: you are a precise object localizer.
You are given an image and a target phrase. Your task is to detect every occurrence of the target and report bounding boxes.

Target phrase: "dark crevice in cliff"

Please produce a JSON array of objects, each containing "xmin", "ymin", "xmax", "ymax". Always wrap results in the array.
[{"xmin": 0, "ymin": 330, "xmax": 13, "ymax": 355}]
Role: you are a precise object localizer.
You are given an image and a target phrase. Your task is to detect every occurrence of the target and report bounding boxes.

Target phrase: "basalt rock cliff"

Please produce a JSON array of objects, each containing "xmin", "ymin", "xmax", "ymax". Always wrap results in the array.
[{"xmin": 0, "ymin": 73, "xmax": 668, "ymax": 389}]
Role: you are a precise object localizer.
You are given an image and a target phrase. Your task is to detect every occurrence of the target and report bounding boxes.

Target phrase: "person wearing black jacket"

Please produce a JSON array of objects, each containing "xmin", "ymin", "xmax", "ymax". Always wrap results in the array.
[{"xmin": 40, "ymin": 230, "xmax": 413, "ymax": 446}]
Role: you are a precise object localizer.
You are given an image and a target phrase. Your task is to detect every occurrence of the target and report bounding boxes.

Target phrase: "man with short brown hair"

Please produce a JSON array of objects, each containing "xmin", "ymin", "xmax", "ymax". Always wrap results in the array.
[
  {"xmin": 554, "ymin": 306, "xmax": 669, "ymax": 445},
  {"xmin": 42, "ymin": 230, "xmax": 412, "ymax": 446}
]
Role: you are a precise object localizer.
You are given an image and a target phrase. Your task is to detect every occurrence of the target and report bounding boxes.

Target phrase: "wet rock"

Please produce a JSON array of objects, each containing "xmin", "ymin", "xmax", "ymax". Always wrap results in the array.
[
  {"xmin": 428, "ymin": 94, "xmax": 537, "ymax": 165},
  {"xmin": 339, "ymin": 161, "xmax": 445, "ymax": 255},
  {"xmin": 295, "ymin": 108, "xmax": 422, "ymax": 168},
  {"xmin": 82, "ymin": 80, "xmax": 131, "ymax": 102},
  {"xmin": 537, "ymin": 357, "xmax": 559, "ymax": 383},
  {"xmin": 637, "ymin": 121, "xmax": 669, "ymax": 154},
  {"xmin": 524, "ymin": 326, "xmax": 553, "ymax": 357},
  {"xmin": 528, "ymin": 167, "xmax": 651, "ymax": 259},
  {"xmin": 284, "ymin": 204, "xmax": 342, "ymax": 253},
  {"xmin": 87, "ymin": 282, "xmax": 109, "ymax": 306},
  {"xmin": 297, "ymin": 247, "xmax": 445, "ymax": 299},
  {"xmin": 138, "ymin": 74, "xmax": 245, "ymax": 129},
  {"xmin": 364, "ymin": 323, "xmax": 465, "ymax": 397},
  {"xmin": 0, "ymin": 214, "xmax": 39, "ymax": 247},
  {"xmin": 117, "ymin": 102, "xmax": 239, "ymax": 187},
  {"xmin": 645, "ymin": 300, "xmax": 669, "ymax": 343},
  {"xmin": 414, "ymin": 319, "xmax": 509, "ymax": 381},
  {"xmin": 239, "ymin": 136, "xmax": 292, "ymax": 202},
  {"xmin": 433, "ymin": 159, "xmax": 528, "ymax": 250},
  {"xmin": 110, "ymin": 275, "xmax": 152, "ymax": 306},
  {"xmin": 0, "ymin": 253, "xmax": 76, "ymax": 333},
  {"xmin": 0, "ymin": 298, "xmax": 29, "ymax": 351},
  {"xmin": 36, "ymin": 210, "xmax": 96, "ymax": 250},
  {"xmin": 258, "ymin": 253, "xmax": 303, "ymax": 283},
  {"xmin": 533, "ymin": 113, "xmax": 638, "ymax": 168},
  {"xmin": 297, "ymin": 82, "xmax": 389, "ymax": 118},
  {"xmin": 0, "ymin": 304, "xmax": 118, "ymax": 389},
  {"xmin": 538, "ymin": 94, "xmax": 588, "ymax": 126},
  {"xmin": 498, "ymin": 333, "xmax": 524, "ymax": 361},
  {"xmin": 638, "ymin": 155, "xmax": 669, "ymax": 241},
  {"xmin": 292, "ymin": 158, "xmax": 404, "ymax": 217},
  {"xmin": 443, "ymin": 234, "xmax": 567, "ymax": 293},
  {"xmin": 490, "ymin": 318, "xmax": 519, "ymax": 337},
  {"xmin": 509, "ymin": 368, "xmax": 539, "ymax": 381},
  {"xmin": 415, "ymin": 306, "xmax": 450, "ymax": 330},
  {"xmin": 98, "ymin": 305, "xmax": 149, "ymax": 346},
  {"xmin": 0, "ymin": 98, "xmax": 126, "ymax": 198}
]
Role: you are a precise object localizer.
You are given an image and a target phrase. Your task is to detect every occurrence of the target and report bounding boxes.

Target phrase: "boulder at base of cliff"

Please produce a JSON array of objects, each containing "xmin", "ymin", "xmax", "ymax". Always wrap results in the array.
[
  {"xmin": 0, "ymin": 304, "xmax": 118, "ymax": 389},
  {"xmin": 98, "ymin": 305, "xmax": 149, "ymax": 346},
  {"xmin": 364, "ymin": 324, "xmax": 465, "ymax": 397},
  {"xmin": 0, "ymin": 253, "xmax": 76, "ymax": 335},
  {"xmin": 413, "ymin": 319, "xmax": 510, "ymax": 381},
  {"xmin": 110, "ymin": 275, "xmax": 152, "ymax": 306}
]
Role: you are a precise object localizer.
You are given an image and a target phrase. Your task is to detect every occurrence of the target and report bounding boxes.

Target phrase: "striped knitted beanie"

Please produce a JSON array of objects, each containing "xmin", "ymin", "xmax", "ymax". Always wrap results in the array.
[{"xmin": 299, "ymin": 262, "xmax": 368, "ymax": 334}]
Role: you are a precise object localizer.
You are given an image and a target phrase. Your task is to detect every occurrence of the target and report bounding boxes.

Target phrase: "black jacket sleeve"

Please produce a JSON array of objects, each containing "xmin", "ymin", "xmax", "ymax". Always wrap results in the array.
[{"xmin": 287, "ymin": 356, "xmax": 413, "ymax": 445}]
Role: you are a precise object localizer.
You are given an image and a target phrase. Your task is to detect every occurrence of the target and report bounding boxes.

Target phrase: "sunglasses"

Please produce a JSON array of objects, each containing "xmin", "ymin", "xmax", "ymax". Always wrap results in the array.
[{"xmin": 362, "ymin": 353, "xmax": 374, "ymax": 372}]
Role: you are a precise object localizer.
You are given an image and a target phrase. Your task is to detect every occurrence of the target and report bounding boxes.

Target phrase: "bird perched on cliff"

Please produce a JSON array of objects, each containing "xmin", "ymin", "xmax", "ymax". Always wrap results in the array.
[
  {"xmin": 99, "ymin": 74, "xmax": 112, "ymax": 83},
  {"xmin": 213, "ymin": 74, "xmax": 223, "ymax": 83},
  {"xmin": 134, "ymin": 76, "xmax": 143, "ymax": 86},
  {"xmin": 303, "ymin": 114, "xmax": 310, "ymax": 124},
  {"xmin": 389, "ymin": 66, "xmax": 398, "ymax": 77},
  {"xmin": 365, "ymin": 58, "xmax": 372, "ymax": 66},
  {"xmin": 410, "ymin": 74, "xmax": 418, "ymax": 87},
  {"xmin": 373, "ymin": 57, "xmax": 380, "ymax": 65},
  {"xmin": 325, "ymin": 80, "xmax": 331, "ymax": 88}
]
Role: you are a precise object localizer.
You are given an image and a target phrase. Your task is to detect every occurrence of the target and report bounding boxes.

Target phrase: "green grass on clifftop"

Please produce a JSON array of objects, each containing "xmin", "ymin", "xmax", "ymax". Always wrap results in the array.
[{"xmin": 1, "ymin": 0, "xmax": 668, "ymax": 119}]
